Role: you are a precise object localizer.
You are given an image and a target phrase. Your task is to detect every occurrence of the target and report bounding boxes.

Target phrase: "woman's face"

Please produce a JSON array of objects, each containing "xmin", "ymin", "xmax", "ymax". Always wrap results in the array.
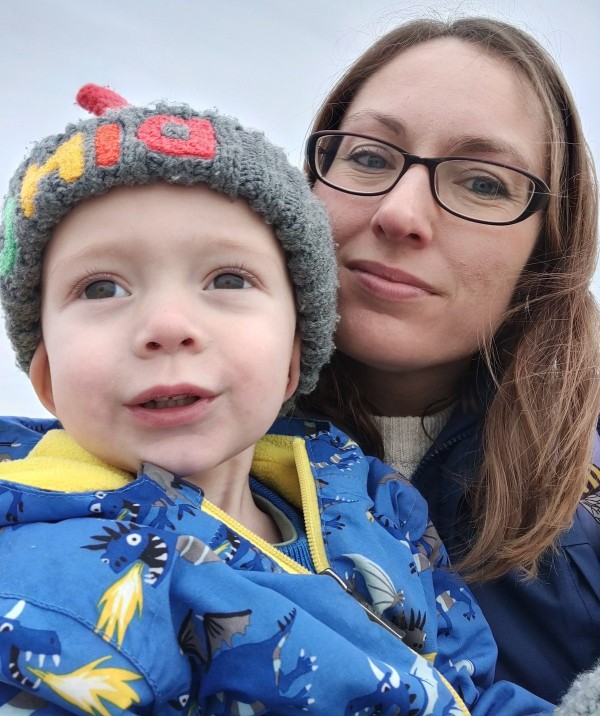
[{"xmin": 314, "ymin": 38, "xmax": 547, "ymax": 413}]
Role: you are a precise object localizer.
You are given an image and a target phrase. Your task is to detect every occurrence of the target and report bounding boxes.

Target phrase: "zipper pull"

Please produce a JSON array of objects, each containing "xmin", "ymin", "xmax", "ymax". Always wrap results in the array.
[{"xmin": 320, "ymin": 568, "xmax": 406, "ymax": 642}]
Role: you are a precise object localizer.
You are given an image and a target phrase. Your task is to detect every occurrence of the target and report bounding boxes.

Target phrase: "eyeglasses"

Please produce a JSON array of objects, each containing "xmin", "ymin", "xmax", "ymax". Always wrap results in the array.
[{"xmin": 307, "ymin": 131, "xmax": 550, "ymax": 226}]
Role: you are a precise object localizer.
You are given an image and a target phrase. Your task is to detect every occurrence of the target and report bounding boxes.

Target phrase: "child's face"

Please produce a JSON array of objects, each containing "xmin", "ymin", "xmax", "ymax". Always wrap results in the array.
[{"xmin": 30, "ymin": 183, "xmax": 300, "ymax": 484}]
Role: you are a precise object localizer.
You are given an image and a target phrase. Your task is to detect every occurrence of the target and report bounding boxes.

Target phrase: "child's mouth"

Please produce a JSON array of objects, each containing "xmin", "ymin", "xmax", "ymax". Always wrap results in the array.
[
  {"xmin": 128, "ymin": 387, "xmax": 216, "ymax": 426},
  {"xmin": 141, "ymin": 394, "xmax": 199, "ymax": 409}
]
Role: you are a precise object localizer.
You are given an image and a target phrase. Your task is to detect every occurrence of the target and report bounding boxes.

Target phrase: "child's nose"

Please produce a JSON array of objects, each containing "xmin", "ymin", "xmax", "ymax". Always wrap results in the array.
[
  {"xmin": 144, "ymin": 335, "xmax": 197, "ymax": 353},
  {"xmin": 133, "ymin": 305, "xmax": 205, "ymax": 357}
]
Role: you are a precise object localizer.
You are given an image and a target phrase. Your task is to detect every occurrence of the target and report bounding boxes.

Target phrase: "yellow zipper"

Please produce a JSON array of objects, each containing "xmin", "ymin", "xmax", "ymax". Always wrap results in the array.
[
  {"xmin": 439, "ymin": 674, "xmax": 471, "ymax": 715},
  {"xmin": 292, "ymin": 437, "xmax": 331, "ymax": 574},
  {"xmin": 200, "ymin": 436, "xmax": 329, "ymax": 575},
  {"xmin": 200, "ymin": 499, "xmax": 311, "ymax": 575}
]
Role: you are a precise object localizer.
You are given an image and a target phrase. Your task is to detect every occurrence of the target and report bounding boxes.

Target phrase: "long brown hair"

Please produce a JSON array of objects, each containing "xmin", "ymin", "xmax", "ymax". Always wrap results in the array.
[{"xmin": 300, "ymin": 17, "xmax": 600, "ymax": 581}]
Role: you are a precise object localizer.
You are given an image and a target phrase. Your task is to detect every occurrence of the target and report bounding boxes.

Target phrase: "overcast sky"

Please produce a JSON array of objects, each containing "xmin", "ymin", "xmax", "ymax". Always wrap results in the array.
[{"xmin": 1, "ymin": 0, "xmax": 599, "ymax": 417}]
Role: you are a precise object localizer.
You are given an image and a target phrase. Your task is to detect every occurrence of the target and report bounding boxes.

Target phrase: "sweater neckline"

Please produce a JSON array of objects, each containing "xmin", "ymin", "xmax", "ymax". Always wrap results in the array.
[{"xmin": 372, "ymin": 405, "xmax": 455, "ymax": 478}]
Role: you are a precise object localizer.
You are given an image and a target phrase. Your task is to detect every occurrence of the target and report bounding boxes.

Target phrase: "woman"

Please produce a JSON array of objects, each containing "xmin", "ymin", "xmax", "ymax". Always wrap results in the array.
[{"xmin": 300, "ymin": 17, "xmax": 600, "ymax": 705}]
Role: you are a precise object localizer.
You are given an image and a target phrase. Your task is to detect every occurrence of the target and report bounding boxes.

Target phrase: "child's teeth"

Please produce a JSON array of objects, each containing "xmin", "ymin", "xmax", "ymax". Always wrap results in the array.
[{"xmin": 144, "ymin": 395, "xmax": 197, "ymax": 409}]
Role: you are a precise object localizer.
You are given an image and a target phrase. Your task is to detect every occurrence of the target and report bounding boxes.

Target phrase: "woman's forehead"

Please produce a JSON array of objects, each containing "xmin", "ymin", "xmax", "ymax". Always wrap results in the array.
[{"xmin": 348, "ymin": 38, "xmax": 540, "ymax": 119}]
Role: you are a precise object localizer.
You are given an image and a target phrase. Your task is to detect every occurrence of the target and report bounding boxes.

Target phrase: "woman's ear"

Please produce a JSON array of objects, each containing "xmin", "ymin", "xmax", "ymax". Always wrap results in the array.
[
  {"xmin": 29, "ymin": 340, "xmax": 58, "ymax": 417},
  {"xmin": 284, "ymin": 333, "xmax": 302, "ymax": 401}
]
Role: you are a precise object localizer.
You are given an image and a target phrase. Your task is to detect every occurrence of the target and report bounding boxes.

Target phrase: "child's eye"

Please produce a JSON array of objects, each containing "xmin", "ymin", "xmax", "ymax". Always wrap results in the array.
[
  {"xmin": 207, "ymin": 272, "xmax": 252, "ymax": 290},
  {"xmin": 82, "ymin": 280, "xmax": 129, "ymax": 300}
]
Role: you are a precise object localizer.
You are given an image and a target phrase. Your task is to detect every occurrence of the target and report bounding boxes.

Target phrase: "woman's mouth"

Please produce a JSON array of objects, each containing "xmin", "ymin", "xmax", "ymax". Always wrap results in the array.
[{"xmin": 345, "ymin": 260, "xmax": 436, "ymax": 300}]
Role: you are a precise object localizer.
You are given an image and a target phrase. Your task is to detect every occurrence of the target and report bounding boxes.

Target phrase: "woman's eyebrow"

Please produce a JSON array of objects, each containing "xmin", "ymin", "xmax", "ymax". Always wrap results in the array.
[
  {"xmin": 445, "ymin": 135, "xmax": 535, "ymax": 171},
  {"xmin": 342, "ymin": 110, "xmax": 407, "ymax": 136},
  {"xmin": 343, "ymin": 114, "xmax": 537, "ymax": 172}
]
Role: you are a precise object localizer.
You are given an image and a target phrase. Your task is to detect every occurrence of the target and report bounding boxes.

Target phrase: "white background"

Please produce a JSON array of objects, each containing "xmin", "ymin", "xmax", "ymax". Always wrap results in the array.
[{"xmin": 1, "ymin": 0, "xmax": 598, "ymax": 416}]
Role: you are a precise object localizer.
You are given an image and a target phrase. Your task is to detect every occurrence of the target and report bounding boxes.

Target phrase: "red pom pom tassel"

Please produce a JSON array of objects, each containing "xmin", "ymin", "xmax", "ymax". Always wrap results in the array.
[{"xmin": 76, "ymin": 84, "xmax": 130, "ymax": 116}]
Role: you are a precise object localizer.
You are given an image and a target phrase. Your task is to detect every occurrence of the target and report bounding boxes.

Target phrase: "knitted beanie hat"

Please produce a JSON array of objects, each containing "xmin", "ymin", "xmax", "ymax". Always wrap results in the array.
[{"xmin": 0, "ymin": 84, "xmax": 337, "ymax": 396}]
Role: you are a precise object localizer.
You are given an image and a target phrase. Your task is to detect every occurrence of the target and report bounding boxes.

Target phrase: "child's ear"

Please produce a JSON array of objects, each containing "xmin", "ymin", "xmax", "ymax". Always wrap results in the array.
[
  {"xmin": 29, "ymin": 340, "xmax": 58, "ymax": 417},
  {"xmin": 284, "ymin": 333, "xmax": 302, "ymax": 401}
]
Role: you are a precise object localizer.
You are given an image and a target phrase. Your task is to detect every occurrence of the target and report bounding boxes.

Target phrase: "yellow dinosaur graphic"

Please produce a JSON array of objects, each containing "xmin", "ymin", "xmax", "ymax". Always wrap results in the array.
[
  {"xmin": 95, "ymin": 562, "xmax": 144, "ymax": 646},
  {"xmin": 28, "ymin": 656, "xmax": 141, "ymax": 716}
]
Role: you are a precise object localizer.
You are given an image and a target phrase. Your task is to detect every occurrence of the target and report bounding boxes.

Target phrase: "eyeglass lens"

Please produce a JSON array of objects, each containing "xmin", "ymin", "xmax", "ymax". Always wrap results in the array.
[{"xmin": 314, "ymin": 134, "xmax": 537, "ymax": 223}]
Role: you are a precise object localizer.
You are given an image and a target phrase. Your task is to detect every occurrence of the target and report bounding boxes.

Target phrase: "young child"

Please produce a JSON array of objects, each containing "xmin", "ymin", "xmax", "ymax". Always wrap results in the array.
[{"xmin": 0, "ymin": 85, "xmax": 551, "ymax": 715}]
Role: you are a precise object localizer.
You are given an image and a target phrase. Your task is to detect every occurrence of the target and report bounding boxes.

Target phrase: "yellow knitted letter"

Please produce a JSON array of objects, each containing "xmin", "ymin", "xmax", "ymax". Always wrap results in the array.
[{"xmin": 21, "ymin": 133, "xmax": 85, "ymax": 218}]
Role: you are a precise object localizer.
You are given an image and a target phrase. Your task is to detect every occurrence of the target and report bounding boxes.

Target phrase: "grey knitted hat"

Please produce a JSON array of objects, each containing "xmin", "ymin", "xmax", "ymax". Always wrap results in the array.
[{"xmin": 0, "ymin": 84, "xmax": 337, "ymax": 396}]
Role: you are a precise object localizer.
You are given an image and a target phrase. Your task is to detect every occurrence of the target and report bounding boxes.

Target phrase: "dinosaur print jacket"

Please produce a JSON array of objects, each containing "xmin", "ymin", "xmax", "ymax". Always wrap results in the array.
[{"xmin": 0, "ymin": 416, "xmax": 551, "ymax": 715}]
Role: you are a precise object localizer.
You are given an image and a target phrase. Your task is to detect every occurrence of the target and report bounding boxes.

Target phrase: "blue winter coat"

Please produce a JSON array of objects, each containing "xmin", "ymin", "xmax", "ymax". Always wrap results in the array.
[
  {"xmin": 410, "ymin": 397, "xmax": 600, "ymax": 705},
  {"xmin": 0, "ymin": 416, "xmax": 551, "ymax": 715}
]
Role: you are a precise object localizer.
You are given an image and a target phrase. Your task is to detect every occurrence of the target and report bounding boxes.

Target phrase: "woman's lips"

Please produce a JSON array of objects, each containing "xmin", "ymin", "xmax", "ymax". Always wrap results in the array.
[{"xmin": 346, "ymin": 260, "xmax": 436, "ymax": 300}]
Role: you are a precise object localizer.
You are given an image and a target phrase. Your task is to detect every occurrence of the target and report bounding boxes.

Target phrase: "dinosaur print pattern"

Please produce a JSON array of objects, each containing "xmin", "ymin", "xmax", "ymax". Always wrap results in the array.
[
  {"xmin": 88, "ymin": 464, "xmax": 198, "ymax": 529},
  {"xmin": 0, "ymin": 601, "xmax": 141, "ymax": 715},
  {"xmin": 0, "ymin": 418, "xmax": 553, "ymax": 714},
  {"xmin": 180, "ymin": 608, "xmax": 317, "ymax": 714},
  {"xmin": 0, "ymin": 601, "xmax": 61, "ymax": 691},
  {"xmin": 210, "ymin": 525, "xmax": 280, "ymax": 573},
  {"xmin": 84, "ymin": 521, "xmax": 177, "ymax": 586}
]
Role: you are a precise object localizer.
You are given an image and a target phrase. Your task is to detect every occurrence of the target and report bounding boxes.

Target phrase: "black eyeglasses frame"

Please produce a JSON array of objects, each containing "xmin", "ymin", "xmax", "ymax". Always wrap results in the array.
[{"xmin": 307, "ymin": 130, "xmax": 550, "ymax": 227}]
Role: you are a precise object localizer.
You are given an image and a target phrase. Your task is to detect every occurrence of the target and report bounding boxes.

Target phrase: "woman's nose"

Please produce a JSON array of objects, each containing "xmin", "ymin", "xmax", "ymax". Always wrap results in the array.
[{"xmin": 370, "ymin": 166, "xmax": 436, "ymax": 245}]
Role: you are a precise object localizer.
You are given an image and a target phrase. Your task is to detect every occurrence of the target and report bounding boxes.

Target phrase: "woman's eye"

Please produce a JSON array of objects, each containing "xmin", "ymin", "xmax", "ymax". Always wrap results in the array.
[
  {"xmin": 464, "ymin": 174, "xmax": 509, "ymax": 199},
  {"xmin": 208, "ymin": 272, "xmax": 251, "ymax": 290},
  {"xmin": 346, "ymin": 149, "xmax": 391, "ymax": 171},
  {"xmin": 82, "ymin": 280, "xmax": 129, "ymax": 300}
]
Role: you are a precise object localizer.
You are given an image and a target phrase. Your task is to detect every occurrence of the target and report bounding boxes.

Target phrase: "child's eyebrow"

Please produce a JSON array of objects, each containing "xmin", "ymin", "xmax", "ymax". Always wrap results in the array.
[
  {"xmin": 200, "ymin": 236, "xmax": 282, "ymax": 258},
  {"xmin": 45, "ymin": 234, "xmax": 282, "ymax": 277}
]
